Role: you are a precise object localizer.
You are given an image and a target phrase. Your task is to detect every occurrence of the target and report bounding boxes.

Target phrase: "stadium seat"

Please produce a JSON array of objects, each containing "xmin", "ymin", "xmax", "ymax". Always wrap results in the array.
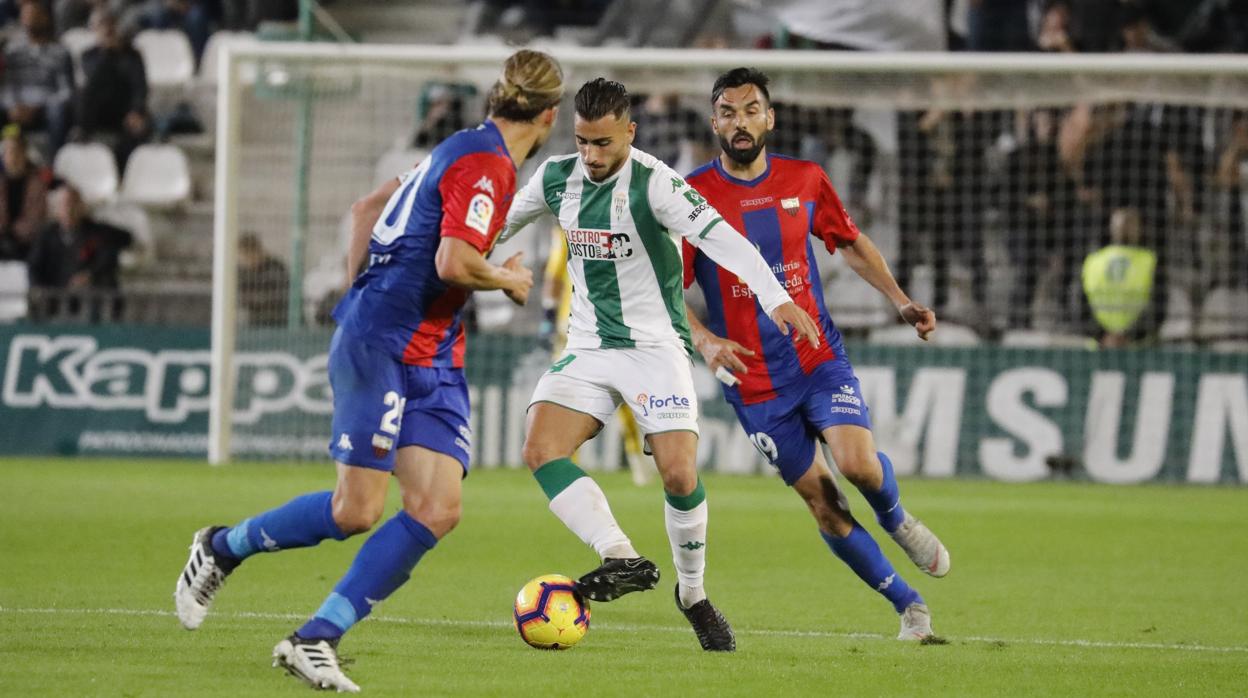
[
  {"xmin": 61, "ymin": 27, "xmax": 97, "ymax": 83},
  {"xmin": 198, "ymin": 31, "xmax": 258, "ymax": 85},
  {"xmin": 120, "ymin": 144, "xmax": 192, "ymax": 208},
  {"xmin": 1196, "ymin": 287, "xmax": 1248, "ymax": 341},
  {"xmin": 1000, "ymin": 329, "xmax": 1095, "ymax": 349},
  {"xmin": 53, "ymin": 142, "xmax": 119, "ymax": 206},
  {"xmin": 93, "ymin": 202, "xmax": 154, "ymax": 268},
  {"xmin": 0, "ymin": 260, "xmax": 29, "ymax": 322},
  {"xmin": 868, "ymin": 321, "xmax": 982, "ymax": 346},
  {"xmin": 373, "ymin": 148, "xmax": 427, "ymax": 187},
  {"xmin": 134, "ymin": 29, "xmax": 195, "ymax": 88}
]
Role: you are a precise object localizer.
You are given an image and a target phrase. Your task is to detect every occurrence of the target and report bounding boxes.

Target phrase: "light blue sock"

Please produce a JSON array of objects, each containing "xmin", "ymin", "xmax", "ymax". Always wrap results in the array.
[
  {"xmin": 821, "ymin": 523, "xmax": 920, "ymax": 614},
  {"xmin": 298, "ymin": 510, "xmax": 438, "ymax": 640},
  {"xmin": 211, "ymin": 491, "xmax": 348, "ymax": 562},
  {"xmin": 857, "ymin": 451, "xmax": 906, "ymax": 533}
]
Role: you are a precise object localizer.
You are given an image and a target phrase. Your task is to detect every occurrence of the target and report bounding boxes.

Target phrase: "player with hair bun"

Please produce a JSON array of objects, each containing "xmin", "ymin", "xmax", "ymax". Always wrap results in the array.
[{"xmin": 174, "ymin": 50, "xmax": 563, "ymax": 692}]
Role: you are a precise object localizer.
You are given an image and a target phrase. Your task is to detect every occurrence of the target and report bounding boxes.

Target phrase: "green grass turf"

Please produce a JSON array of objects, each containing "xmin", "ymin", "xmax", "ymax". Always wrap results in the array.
[{"xmin": 1, "ymin": 458, "xmax": 1246, "ymax": 696}]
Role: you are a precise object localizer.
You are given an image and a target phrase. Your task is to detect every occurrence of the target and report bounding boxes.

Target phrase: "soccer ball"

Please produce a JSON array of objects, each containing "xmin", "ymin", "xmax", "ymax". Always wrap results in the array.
[{"xmin": 513, "ymin": 574, "xmax": 590, "ymax": 650}]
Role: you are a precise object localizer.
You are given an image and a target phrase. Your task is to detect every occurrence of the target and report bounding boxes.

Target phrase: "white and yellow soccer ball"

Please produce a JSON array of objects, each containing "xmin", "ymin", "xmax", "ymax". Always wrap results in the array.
[{"xmin": 513, "ymin": 574, "xmax": 590, "ymax": 650}]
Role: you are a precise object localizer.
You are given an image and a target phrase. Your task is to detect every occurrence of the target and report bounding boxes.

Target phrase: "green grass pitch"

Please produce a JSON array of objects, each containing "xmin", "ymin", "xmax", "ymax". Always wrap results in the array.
[{"xmin": 1, "ymin": 458, "xmax": 1245, "ymax": 696}]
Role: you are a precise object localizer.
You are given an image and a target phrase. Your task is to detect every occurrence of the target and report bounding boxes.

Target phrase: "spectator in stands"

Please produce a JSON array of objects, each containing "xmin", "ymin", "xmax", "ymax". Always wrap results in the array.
[
  {"xmin": 27, "ymin": 182, "xmax": 132, "ymax": 291},
  {"xmin": 965, "ymin": 0, "xmax": 1033, "ymax": 51},
  {"xmin": 1082, "ymin": 207, "xmax": 1155, "ymax": 348},
  {"xmin": 1210, "ymin": 110, "xmax": 1248, "ymax": 290},
  {"xmin": 78, "ymin": 7, "xmax": 150, "ymax": 171},
  {"xmin": 1035, "ymin": 0, "xmax": 1077, "ymax": 52},
  {"xmin": 0, "ymin": 124, "xmax": 50, "ymax": 260},
  {"xmin": 411, "ymin": 84, "xmax": 467, "ymax": 150},
  {"xmin": 770, "ymin": 0, "xmax": 946, "ymax": 51},
  {"xmin": 896, "ymin": 80, "xmax": 999, "ymax": 323},
  {"xmin": 1, "ymin": 1, "xmax": 76, "ymax": 161},
  {"xmin": 237, "ymin": 231, "xmax": 289, "ymax": 326},
  {"xmin": 631, "ymin": 92, "xmax": 711, "ymax": 173},
  {"xmin": 1003, "ymin": 109, "xmax": 1084, "ymax": 329}
]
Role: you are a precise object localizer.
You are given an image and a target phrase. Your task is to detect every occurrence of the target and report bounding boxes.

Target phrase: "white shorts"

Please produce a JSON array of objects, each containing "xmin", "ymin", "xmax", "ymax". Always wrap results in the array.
[{"xmin": 529, "ymin": 344, "xmax": 699, "ymax": 437}]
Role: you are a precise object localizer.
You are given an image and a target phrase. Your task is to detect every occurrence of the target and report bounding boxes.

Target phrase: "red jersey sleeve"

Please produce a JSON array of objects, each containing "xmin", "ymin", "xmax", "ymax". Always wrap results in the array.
[
  {"xmin": 682, "ymin": 238, "xmax": 698, "ymax": 289},
  {"xmin": 811, "ymin": 166, "xmax": 860, "ymax": 254},
  {"xmin": 439, "ymin": 152, "xmax": 515, "ymax": 254}
]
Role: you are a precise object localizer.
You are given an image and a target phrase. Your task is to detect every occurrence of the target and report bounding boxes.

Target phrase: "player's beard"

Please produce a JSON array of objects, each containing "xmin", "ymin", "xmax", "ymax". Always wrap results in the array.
[{"xmin": 719, "ymin": 129, "xmax": 768, "ymax": 166}]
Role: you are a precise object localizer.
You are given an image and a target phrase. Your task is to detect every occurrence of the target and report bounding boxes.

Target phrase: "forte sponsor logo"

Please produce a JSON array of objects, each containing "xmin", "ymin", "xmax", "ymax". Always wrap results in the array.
[{"xmin": 634, "ymin": 392, "xmax": 692, "ymax": 419}]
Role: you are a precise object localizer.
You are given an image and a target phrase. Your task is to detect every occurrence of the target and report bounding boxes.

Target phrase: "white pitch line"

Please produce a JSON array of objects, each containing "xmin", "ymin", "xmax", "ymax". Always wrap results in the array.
[{"xmin": 3, "ymin": 606, "xmax": 1246, "ymax": 655}]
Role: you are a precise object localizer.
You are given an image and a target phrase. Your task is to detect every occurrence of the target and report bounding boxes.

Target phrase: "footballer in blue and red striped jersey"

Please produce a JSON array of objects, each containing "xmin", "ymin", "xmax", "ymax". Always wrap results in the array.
[
  {"xmin": 328, "ymin": 121, "xmax": 519, "ymax": 473},
  {"xmin": 684, "ymin": 153, "xmax": 859, "ymax": 412},
  {"xmin": 680, "ymin": 68, "xmax": 948, "ymax": 641}
]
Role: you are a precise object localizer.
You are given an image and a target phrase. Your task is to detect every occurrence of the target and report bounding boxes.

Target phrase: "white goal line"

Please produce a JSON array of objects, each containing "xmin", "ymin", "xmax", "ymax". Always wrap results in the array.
[{"xmin": 3, "ymin": 606, "xmax": 1244, "ymax": 655}]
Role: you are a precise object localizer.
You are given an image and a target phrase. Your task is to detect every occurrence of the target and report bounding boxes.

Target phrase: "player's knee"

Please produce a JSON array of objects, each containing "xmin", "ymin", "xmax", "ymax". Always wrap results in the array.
[
  {"xmin": 829, "ymin": 446, "xmax": 878, "ymax": 486},
  {"xmin": 522, "ymin": 440, "xmax": 565, "ymax": 472},
  {"xmin": 407, "ymin": 500, "xmax": 461, "ymax": 540},
  {"xmin": 332, "ymin": 499, "xmax": 383, "ymax": 536},
  {"xmin": 659, "ymin": 465, "xmax": 698, "ymax": 497}
]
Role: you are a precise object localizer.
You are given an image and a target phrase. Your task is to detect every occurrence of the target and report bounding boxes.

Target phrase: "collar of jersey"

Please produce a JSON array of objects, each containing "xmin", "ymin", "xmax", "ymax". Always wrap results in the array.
[
  {"xmin": 713, "ymin": 153, "xmax": 771, "ymax": 188},
  {"xmin": 480, "ymin": 119, "xmax": 514, "ymax": 168},
  {"xmin": 580, "ymin": 147, "xmax": 632, "ymax": 186}
]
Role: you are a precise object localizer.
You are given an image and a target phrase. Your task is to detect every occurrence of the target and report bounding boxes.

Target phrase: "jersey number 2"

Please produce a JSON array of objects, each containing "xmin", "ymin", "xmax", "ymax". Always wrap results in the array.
[{"xmin": 380, "ymin": 391, "xmax": 407, "ymax": 435}]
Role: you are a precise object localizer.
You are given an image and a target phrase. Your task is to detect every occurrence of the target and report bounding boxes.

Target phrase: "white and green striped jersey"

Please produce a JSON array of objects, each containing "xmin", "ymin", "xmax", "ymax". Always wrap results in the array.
[{"xmin": 503, "ymin": 147, "xmax": 791, "ymax": 353}]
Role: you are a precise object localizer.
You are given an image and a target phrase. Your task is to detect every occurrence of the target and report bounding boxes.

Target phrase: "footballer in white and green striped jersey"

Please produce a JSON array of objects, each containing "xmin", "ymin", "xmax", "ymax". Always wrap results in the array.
[
  {"xmin": 504, "ymin": 120, "xmax": 812, "ymax": 357},
  {"xmin": 506, "ymin": 78, "xmax": 819, "ymax": 653}
]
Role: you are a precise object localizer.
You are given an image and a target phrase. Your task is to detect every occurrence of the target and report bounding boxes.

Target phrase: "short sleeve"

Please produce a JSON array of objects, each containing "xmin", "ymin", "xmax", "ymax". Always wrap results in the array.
[
  {"xmin": 811, "ymin": 167, "xmax": 860, "ymax": 253},
  {"xmin": 648, "ymin": 162, "xmax": 725, "ymax": 242},
  {"xmin": 682, "ymin": 238, "xmax": 697, "ymax": 289},
  {"xmin": 439, "ymin": 153, "xmax": 515, "ymax": 254}
]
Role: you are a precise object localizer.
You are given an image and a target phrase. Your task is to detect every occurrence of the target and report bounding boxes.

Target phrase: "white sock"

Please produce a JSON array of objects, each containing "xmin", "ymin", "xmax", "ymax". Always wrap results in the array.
[
  {"xmin": 665, "ymin": 500, "xmax": 708, "ymax": 608},
  {"xmin": 548, "ymin": 477, "xmax": 637, "ymax": 560}
]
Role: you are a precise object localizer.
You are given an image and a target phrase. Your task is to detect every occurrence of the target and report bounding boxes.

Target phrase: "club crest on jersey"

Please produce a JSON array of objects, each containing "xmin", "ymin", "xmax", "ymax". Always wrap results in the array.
[
  {"xmin": 465, "ymin": 193, "xmax": 494, "ymax": 236},
  {"xmin": 371, "ymin": 433, "xmax": 394, "ymax": 458},
  {"xmin": 613, "ymin": 190, "xmax": 628, "ymax": 219},
  {"xmin": 566, "ymin": 228, "xmax": 634, "ymax": 260},
  {"xmin": 781, "ymin": 197, "xmax": 801, "ymax": 216},
  {"xmin": 473, "ymin": 176, "xmax": 495, "ymax": 196}
]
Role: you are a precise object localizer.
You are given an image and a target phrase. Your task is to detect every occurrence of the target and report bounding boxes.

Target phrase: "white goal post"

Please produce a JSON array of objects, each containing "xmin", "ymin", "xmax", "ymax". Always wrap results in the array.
[{"xmin": 210, "ymin": 42, "xmax": 1248, "ymax": 468}]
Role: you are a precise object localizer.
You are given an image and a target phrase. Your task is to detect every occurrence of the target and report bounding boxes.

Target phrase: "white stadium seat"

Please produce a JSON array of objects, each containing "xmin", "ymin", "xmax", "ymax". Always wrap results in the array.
[
  {"xmin": 0, "ymin": 260, "xmax": 29, "ymax": 322},
  {"xmin": 198, "ymin": 31, "xmax": 258, "ymax": 85},
  {"xmin": 120, "ymin": 144, "xmax": 191, "ymax": 208},
  {"xmin": 53, "ymin": 142, "xmax": 119, "ymax": 206},
  {"xmin": 133, "ymin": 29, "xmax": 195, "ymax": 88},
  {"xmin": 61, "ymin": 27, "xmax": 97, "ymax": 84},
  {"xmin": 92, "ymin": 202, "xmax": 154, "ymax": 268},
  {"xmin": 373, "ymin": 148, "xmax": 428, "ymax": 187}
]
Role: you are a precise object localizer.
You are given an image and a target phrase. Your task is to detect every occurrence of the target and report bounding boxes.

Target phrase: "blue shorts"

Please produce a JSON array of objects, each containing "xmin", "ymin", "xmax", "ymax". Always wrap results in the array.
[
  {"xmin": 729, "ymin": 358, "xmax": 872, "ymax": 486},
  {"xmin": 327, "ymin": 327, "xmax": 472, "ymax": 474}
]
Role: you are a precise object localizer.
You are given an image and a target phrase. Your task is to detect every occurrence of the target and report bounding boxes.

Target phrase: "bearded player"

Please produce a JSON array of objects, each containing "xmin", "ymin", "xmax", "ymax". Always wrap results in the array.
[
  {"xmin": 173, "ymin": 50, "xmax": 562, "ymax": 691},
  {"xmin": 683, "ymin": 68, "xmax": 950, "ymax": 641}
]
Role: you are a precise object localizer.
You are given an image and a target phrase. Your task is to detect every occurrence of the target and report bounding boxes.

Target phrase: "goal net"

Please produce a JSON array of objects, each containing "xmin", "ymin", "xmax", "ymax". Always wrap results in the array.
[{"xmin": 211, "ymin": 43, "xmax": 1248, "ymax": 484}]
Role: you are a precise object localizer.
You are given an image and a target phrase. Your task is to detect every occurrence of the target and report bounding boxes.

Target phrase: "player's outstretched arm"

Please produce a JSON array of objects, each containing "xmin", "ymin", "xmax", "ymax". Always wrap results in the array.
[
  {"xmin": 837, "ymin": 232, "xmax": 936, "ymax": 340},
  {"xmin": 435, "ymin": 237, "xmax": 533, "ymax": 305},
  {"xmin": 346, "ymin": 177, "xmax": 402, "ymax": 286},
  {"xmin": 685, "ymin": 302, "xmax": 754, "ymax": 375}
]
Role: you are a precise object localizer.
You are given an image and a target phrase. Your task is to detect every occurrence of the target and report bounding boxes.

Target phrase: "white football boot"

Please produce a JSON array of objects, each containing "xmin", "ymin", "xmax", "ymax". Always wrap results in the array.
[
  {"xmin": 273, "ymin": 636, "xmax": 360, "ymax": 693},
  {"xmin": 898, "ymin": 602, "xmax": 934, "ymax": 641},
  {"xmin": 174, "ymin": 526, "xmax": 234, "ymax": 630},
  {"xmin": 889, "ymin": 512, "xmax": 950, "ymax": 577}
]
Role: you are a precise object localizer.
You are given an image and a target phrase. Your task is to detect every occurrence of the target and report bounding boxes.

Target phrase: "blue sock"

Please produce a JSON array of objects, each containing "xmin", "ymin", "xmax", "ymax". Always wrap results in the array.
[
  {"xmin": 210, "ymin": 491, "xmax": 348, "ymax": 563},
  {"xmin": 857, "ymin": 451, "xmax": 905, "ymax": 533},
  {"xmin": 821, "ymin": 524, "xmax": 920, "ymax": 614},
  {"xmin": 298, "ymin": 510, "xmax": 438, "ymax": 640}
]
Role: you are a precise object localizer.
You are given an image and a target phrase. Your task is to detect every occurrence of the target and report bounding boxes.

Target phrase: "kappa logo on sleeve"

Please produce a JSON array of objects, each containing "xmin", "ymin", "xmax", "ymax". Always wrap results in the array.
[{"xmin": 465, "ymin": 192, "xmax": 495, "ymax": 236}]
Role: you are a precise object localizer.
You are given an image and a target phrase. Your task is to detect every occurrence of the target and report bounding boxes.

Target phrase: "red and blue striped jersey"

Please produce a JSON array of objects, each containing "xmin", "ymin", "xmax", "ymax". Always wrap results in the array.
[
  {"xmin": 334, "ymin": 120, "xmax": 515, "ymax": 368},
  {"xmin": 683, "ymin": 154, "xmax": 860, "ymax": 404}
]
